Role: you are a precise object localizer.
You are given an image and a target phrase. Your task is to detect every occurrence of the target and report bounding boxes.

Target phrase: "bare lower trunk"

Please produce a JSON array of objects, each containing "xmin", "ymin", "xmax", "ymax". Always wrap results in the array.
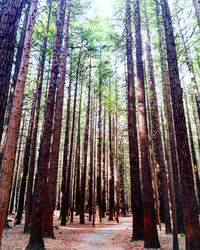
[{"xmin": 134, "ymin": 0, "xmax": 160, "ymax": 248}]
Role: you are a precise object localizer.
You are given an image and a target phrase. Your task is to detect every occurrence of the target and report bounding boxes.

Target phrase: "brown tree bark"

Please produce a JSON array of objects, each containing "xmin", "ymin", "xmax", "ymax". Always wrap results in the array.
[
  {"xmin": 24, "ymin": 0, "xmax": 53, "ymax": 233},
  {"xmin": 96, "ymin": 59, "xmax": 102, "ymax": 223},
  {"xmin": 0, "ymin": 0, "xmax": 25, "ymax": 143},
  {"xmin": 60, "ymin": 50, "xmax": 82, "ymax": 226},
  {"xmin": 118, "ymin": 141, "xmax": 126, "ymax": 217},
  {"xmin": 9, "ymin": 113, "xmax": 26, "ymax": 215},
  {"xmin": 161, "ymin": 0, "xmax": 200, "ymax": 248},
  {"xmin": 101, "ymin": 109, "xmax": 106, "ymax": 218},
  {"xmin": 108, "ymin": 85, "xmax": 115, "ymax": 222},
  {"xmin": 143, "ymin": 0, "xmax": 171, "ymax": 233},
  {"xmin": 185, "ymin": 97, "xmax": 200, "ymax": 212},
  {"xmin": 134, "ymin": 0, "xmax": 160, "ymax": 248},
  {"xmin": 177, "ymin": 14, "xmax": 200, "ymax": 128},
  {"xmin": 15, "ymin": 97, "xmax": 35, "ymax": 225},
  {"xmin": 155, "ymin": 1, "xmax": 184, "ymax": 234},
  {"xmin": 80, "ymin": 56, "xmax": 91, "ymax": 224},
  {"xmin": 0, "ymin": 0, "xmax": 38, "ymax": 246},
  {"xmin": 75, "ymin": 79, "xmax": 83, "ymax": 216},
  {"xmin": 125, "ymin": 0, "xmax": 144, "ymax": 240},
  {"xmin": 42, "ymin": 0, "xmax": 71, "ymax": 238},
  {"xmin": 26, "ymin": 0, "xmax": 66, "ymax": 248},
  {"xmin": 3, "ymin": 2, "xmax": 30, "ymax": 133},
  {"xmin": 88, "ymin": 97, "xmax": 94, "ymax": 222},
  {"xmin": 60, "ymin": 53, "xmax": 73, "ymax": 221}
]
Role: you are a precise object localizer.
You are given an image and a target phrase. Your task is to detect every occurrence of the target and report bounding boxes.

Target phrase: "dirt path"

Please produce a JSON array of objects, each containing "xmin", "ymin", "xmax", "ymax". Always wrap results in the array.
[
  {"xmin": 2, "ymin": 214, "xmax": 185, "ymax": 249},
  {"xmin": 74, "ymin": 218, "xmax": 132, "ymax": 250}
]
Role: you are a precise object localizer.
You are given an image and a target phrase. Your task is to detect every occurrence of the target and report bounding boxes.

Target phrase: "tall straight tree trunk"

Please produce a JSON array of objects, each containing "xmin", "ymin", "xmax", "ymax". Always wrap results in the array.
[
  {"xmin": 42, "ymin": 0, "xmax": 71, "ymax": 238},
  {"xmin": 118, "ymin": 141, "xmax": 126, "ymax": 217},
  {"xmin": 24, "ymin": 0, "xmax": 53, "ymax": 233},
  {"xmin": 155, "ymin": 1, "xmax": 184, "ymax": 234},
  {"xmin": 96, "ymin": 59, "xmax": 102, "ymax": 223},
  {"xmin": 75, "ymin": 80, "xmax": 83, "ymax": 216},
  {"xmin": 26, "ymin": 0, "xmax": 66, "ymax": 248},
  {"xmin": 88, "ymin": 97, "xmax": 94, "ymax": 222},
  {"xmin": 92, "ymin": 100, "xmax": 98, "ymax": 227},
  {"xmin": 185, "ymin": 97, "xmax": 200, "ymax": 212},
  {"xmin": 60, "ymin": 53, "xmax": 73, "ymax": 220},
  {"xmin": 9, "ymin": 114, "xmax": 26, "ymax": 215},
  {"xmin": 143, "ymin": 0, "xmax": 171, "ymax": 233},
  {"xmin": 101, "ymin": 109, "xmax": 106, "ymax": 218},
  {"xmin": 60, "ymin": 50, "xmax": 81, "ymax": 226},
  {"xmin": 177, "ymin": 15, "xmax": 200, "ymax": 126},
  {"xmin": 3, "ymin": 2, "xmax": 30, "ymax": 135},
  {"xmin": 80, "ymin": 57, "xmax": 91, "ymax": 224},
  {"xmin": 0, "ymin": 0, "xmax": 25, "ymax": 143},
  {"xmin": 161, "ymin": 0, "xmax": 200, "ymax": 248},
  {"xmin": 134, "ymin": 0, "xmax": 160, "ymax": 248},
  {"xmin": 108, "ymin": 87, "xmax": 115, "ymax": 222},
  {"xmin": 125, "ymin": 0, "xmax": 144, "ymax": 240},
  {"xmin": 15, "ymin": 97, "xmax": 35, "ymax": 225},
  {"xmin": 0, "ymin": 0, "xmax": 38, "ymax": 246}
]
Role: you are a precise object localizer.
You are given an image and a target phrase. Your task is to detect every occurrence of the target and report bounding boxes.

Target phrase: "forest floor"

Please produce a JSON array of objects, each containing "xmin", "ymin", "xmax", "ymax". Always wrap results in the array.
[{"xmin": 2, "ymin": 212, "xmax": 185, "ymax": 250}]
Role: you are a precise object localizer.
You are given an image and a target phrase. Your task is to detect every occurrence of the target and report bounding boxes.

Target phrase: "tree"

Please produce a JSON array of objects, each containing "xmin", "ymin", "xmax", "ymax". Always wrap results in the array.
[
  {"xmin": 42, "ymin": 0, "xmax": 71, "ymax": 238},
  {"xmin": 60, "ymin": 50, "xmax": 82, "ymax": 226},
  {"xmin": 0, "ymin": 0, "xmax": 38, "ymax": 246},
  {"xmin": 155, "ymin": 1, "xmax": 184, "ymax": 234},
  {"xmin": 143, "ymin": 0, "xmax": 171, "ymax": 233},
  {"xmin": 161, "ymin": 0, "xmax": 200, "ymax": 248},
  {"xmin": 80, "ymin": 55, "xmax": 91, "ymax": 224},
  {"xmin": 26, "ymin": 0, "xmax": 66, "ymax": 248},
  {"xmin": 134, "ymin": 0, "xmax": 160, "ymax": 248},
  {"xmin": 125, "ymin": 0, "xmax": 144, "ymax": 241},
  {"xmin": 0, "ymin": 0, "xmax": 25, "ymax": 143},
  {"xmin": 24, "ymin": 0, "xmax": 53, "ymax": 233}
]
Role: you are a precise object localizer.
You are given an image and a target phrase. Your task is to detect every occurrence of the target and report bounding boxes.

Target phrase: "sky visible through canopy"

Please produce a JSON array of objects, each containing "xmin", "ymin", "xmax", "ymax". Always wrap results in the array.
[{"xmin": 89, "ymin": 0, "xmax": 114, "ymax": 17}]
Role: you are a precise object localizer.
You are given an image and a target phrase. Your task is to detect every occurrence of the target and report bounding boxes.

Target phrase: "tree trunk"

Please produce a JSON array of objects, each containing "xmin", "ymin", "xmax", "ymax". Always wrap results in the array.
[
  {"xmin": 60, "ymin": 50, "xmax": 81, "ymax": 226},
  {"xmin": 134, "ymin": 0, "xmax": 160, "ymax": 248},
  {"xmin": 0, "ymin": 0, "xmax": 38, "ymax": 246},
  {"xmin": 143, "ymin": 0, "xmax": 171, "ymax": 233},
  {"xmin": 15, "ymin": 97, "xmax": 35, "ymax": 225},
  {"xmin": 3, "ymin": 2, "xmax": 30, "ymax": 132},
  {"xmin": 75, "ymin": 80, "xmax": 83, "ymax": 216},
  {"xmin": 42, "ymin": 0, "xmax": 71, "ymax": 238},
  {"xmin": 80, "ymin": 56, "xmax": 91, "ymax": 224},
  {"xmin": 88, "ymin": 98, "xmax": 94, "ymax": 222},
  {"xmin": 118, "ymin": 142, "xmax": 126, "ymax": 217},
  {"xmin": 101, "ymin": 109, "xmax": 106, "ymax": 218},
  {"xmin": 155, "ymin": 1, "xmax": 184, "ymax": 234},
  {"xmin": 60, "ymin": 53, "xmax": 73, "ymax": 221},
  {"xmin": 108, "ymin": 88, "xmax": 115, "ymax": 222},
  {"xmin": 9, "ymin": 114, "xmax": 26, "ymax": 215},
  {"xmin": 0, "ymin": 0, "xmax": 25, "ymax": 143},
  {"xmin": 161, "ymin": 0, "xmax": 200, "ymax": 248},
  {"xmin": 125, "ymin": 0, "xmax": 144, "ymax": 240},
  {"xmin": 177, "ymin": 14, "xmax": 200, "ymax": 128},
  {"xmin": 26, "ymin": 0, "xmax": 66, "ymax": 248},
  {"xmin": 24, "ymin": 0, "xmax": 53, "ymax": 233},
  {"xmin": 96, "ymin": 59, "xmax": 102, "ymax": 223},
  {"xmin": 185, "ymin": 97, "xmax": 200, "ymax": 212}
]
